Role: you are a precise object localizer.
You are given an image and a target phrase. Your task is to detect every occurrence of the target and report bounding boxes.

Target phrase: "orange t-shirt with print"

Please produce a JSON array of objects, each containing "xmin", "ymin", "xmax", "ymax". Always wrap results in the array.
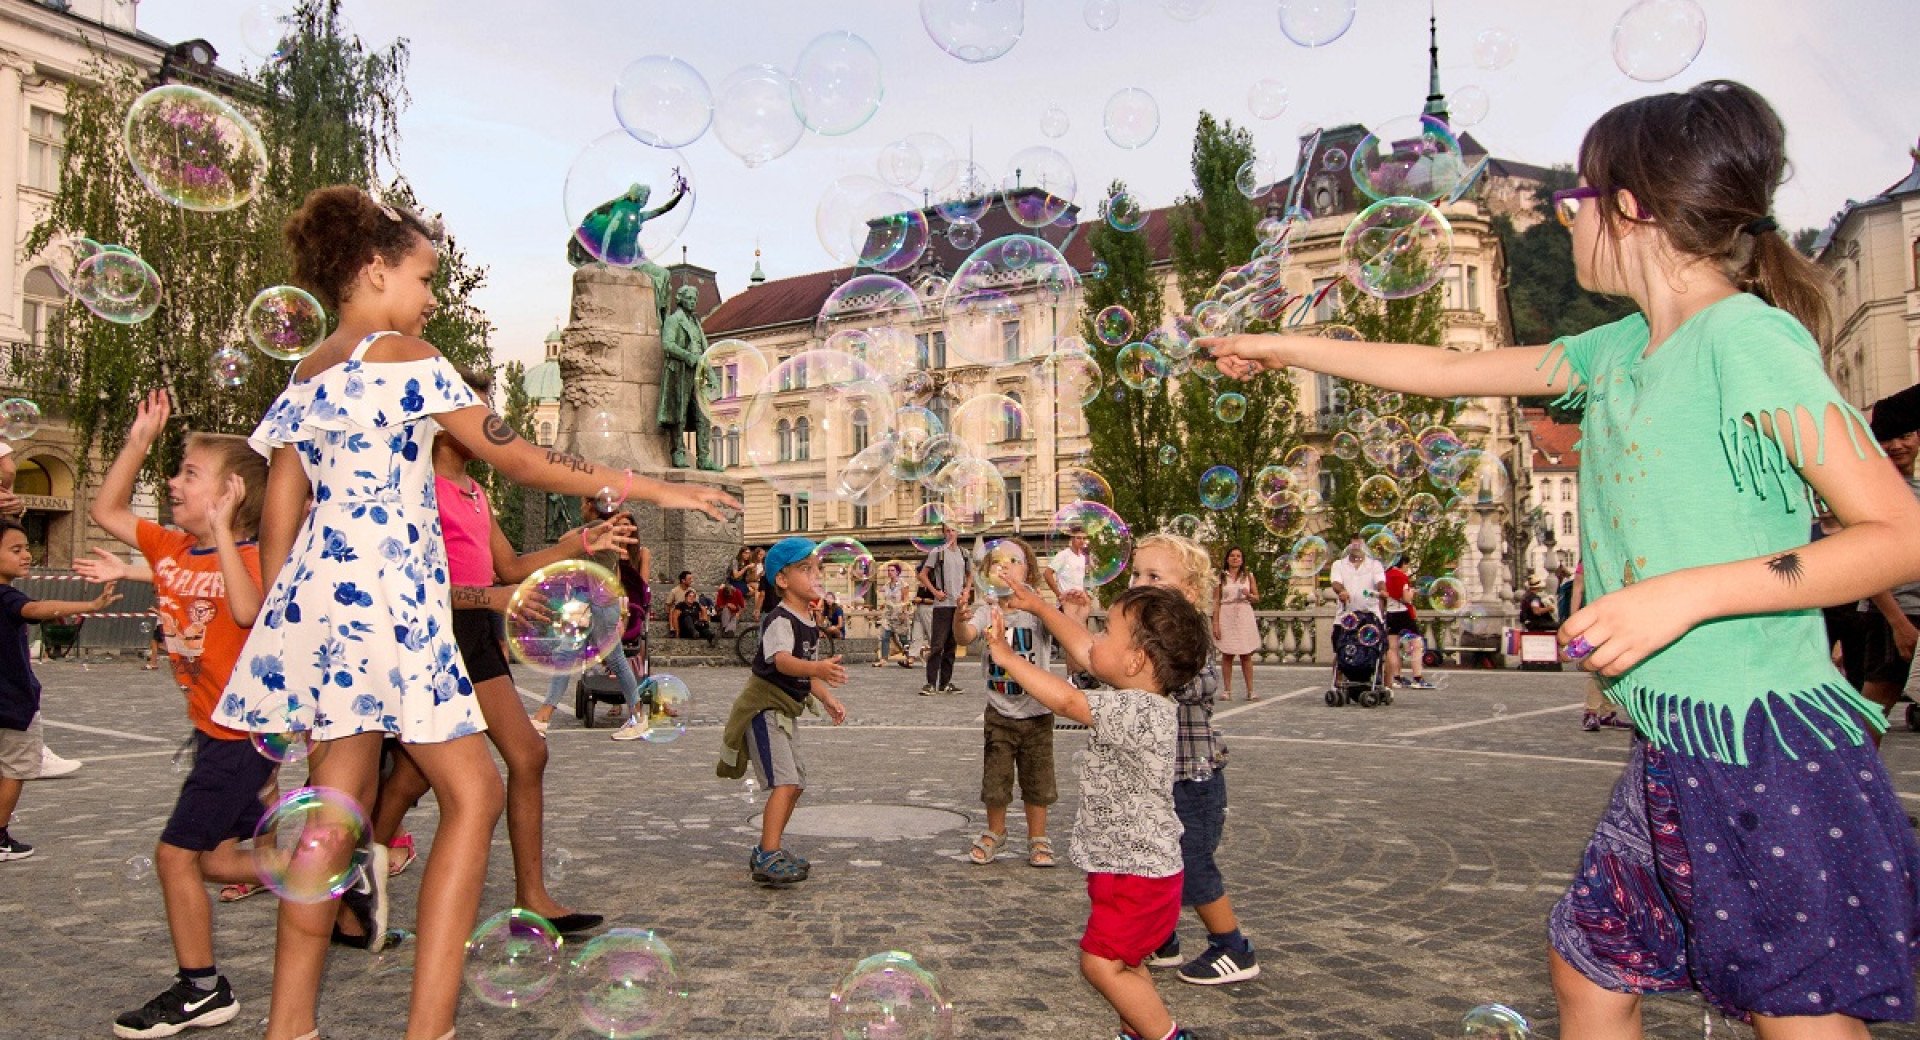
[{"xmin": 137, "ymin": 520, "xmax": 261, "ymax": 741}]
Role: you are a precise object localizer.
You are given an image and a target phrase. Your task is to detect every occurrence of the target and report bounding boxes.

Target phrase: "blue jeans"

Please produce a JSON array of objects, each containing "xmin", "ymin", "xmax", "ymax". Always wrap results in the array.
[{"xmin": 542, "ymin": 648, "xmax": 642, "ymax": 711}]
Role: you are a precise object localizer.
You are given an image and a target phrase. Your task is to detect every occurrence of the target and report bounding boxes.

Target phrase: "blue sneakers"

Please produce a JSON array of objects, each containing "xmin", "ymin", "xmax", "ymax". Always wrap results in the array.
[
  {"xmin": 749, "ymin": 845, "xmax": 808, "ymax": 886},
  {"xmin": 1177, "ymin": 941, "xmax": 1260, "ymax": 985}
]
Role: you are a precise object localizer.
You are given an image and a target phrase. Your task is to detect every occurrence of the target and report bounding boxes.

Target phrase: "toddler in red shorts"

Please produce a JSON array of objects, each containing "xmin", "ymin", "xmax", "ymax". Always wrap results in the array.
[{"xmin": 986, "ymin": 584, "xmax": 1210, "ymax": 1040}]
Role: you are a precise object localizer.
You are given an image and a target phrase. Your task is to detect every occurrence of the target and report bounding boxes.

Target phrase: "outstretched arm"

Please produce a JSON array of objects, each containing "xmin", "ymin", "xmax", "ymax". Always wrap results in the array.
[
  {"xmin": 21, "ymin": 581, "xmax": 121, "ymax": 622},
  {"xmin": 89, "ymin": 389, "xmax": 171, "ymax": 547},
  {"xmin": 1203, "ymin": 334, "xmax": 1574, "ymax": 400}
]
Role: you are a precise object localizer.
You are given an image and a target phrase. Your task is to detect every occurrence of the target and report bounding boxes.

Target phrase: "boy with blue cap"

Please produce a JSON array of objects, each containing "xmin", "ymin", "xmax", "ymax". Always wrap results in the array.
[{"xmin": 717, "ymin": 537, "xmax": 848, "ymax": 886}]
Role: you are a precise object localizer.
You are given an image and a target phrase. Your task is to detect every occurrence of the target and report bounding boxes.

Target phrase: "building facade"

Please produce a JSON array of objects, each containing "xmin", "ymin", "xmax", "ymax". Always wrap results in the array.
[
  {"xmin": 1520, "ymin": 407, "xmax": 1579, "ymax": 582},
  {"xmin": 1816, "ymin": 145, "xmax": 1920, "ymax": 413}
]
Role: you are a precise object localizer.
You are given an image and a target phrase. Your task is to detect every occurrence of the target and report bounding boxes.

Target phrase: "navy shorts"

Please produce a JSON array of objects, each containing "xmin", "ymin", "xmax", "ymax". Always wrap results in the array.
[
  {"xmin": 452, "ymin": 608, "xmax": 511, "ymax": 684},
  {"xmin": 1550, "ymin": 702, "xmax": 1920, "ymax": 1022},
  {"xmin": 1173, "ymin": 768, "xmax": 1228, "ymax": 907},
  {"xmin": 159, "ymin": 732, "xmax": 278, "ymax": 853}
]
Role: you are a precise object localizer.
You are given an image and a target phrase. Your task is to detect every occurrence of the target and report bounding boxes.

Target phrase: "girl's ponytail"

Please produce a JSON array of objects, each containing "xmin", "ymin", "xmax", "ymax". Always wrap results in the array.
[{"xmin": 1738, "ymin": 224, "xmax": 1833, "ymax": 352}]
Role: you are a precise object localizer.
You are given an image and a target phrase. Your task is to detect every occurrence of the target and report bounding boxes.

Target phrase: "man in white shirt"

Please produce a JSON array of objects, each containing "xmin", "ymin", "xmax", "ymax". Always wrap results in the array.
[
  {"xmin": 1328, "ymin": 538, "xmax": 1386, "ymax": 620},
  {"xmin": 1045, "ymin": 526, "xmax": 1094, "ymax": 626}
]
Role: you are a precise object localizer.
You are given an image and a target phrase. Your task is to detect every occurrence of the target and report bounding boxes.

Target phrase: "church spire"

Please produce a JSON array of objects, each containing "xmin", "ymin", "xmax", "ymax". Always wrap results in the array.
[
  {"xmin": 749, "ymin": 241, "xmax": 766, "ymax": 286},
  {"xmin": 1423, "ymin": 1, "xmax": 1450, "ymax": 125}
]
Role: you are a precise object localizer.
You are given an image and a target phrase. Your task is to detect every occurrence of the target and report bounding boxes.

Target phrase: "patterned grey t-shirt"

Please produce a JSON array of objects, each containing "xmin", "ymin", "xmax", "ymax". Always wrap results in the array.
[{"xmin": 1070, "ymin": 688, "xmax": 1182, "ymax": 877}]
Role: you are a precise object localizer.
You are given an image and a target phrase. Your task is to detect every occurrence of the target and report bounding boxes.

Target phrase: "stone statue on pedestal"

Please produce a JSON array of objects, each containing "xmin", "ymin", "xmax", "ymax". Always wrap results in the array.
[{"xmin": 659, "ymin": 284, "xmax": 720, "ymax": 471}]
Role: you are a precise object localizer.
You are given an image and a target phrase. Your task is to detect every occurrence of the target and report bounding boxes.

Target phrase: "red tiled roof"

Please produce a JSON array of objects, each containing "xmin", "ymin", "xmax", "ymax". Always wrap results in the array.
[{"xmin": 1521, "ymin": 407, "xmax": 1580, "ymax": 470}]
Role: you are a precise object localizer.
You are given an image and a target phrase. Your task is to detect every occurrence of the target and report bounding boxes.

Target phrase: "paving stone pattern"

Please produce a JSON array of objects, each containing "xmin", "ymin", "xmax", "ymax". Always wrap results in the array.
[{"xmin": 6, "ymin": 658, "xmax": 1920, "ymax": 1039}]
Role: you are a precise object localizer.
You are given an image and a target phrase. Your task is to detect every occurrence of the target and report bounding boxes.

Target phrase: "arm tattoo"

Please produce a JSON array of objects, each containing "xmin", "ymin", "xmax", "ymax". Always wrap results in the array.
[
  {"xmin": 450, "ymin": 585, "xmax": 494, "ymax": 609},
  {"xmin": 482, "ymin": 415, "xmax": 518, "ymax": 446},
  {"xmin": 543, "ymin": 450, "xmax": 595, "ymax": 474},
  {"xmin": 1765, "ymin": 551, "xmax": 1805, "ymax": 586}
]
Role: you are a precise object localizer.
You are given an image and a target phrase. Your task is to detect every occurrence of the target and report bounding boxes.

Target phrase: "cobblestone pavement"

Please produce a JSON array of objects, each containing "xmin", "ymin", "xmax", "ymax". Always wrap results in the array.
[{"xmin": 8, "ymin": 656, "xmax": 1920, "ymax": 1040}]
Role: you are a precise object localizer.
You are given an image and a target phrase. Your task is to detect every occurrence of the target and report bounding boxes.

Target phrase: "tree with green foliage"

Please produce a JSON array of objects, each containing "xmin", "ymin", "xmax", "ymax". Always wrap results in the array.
[
  {"xmin": 1495, "ymin": 165, "xmax": 1637, "ymax": 349},
  {"xmin": 22, "ymin": 0, "xmax": 492, "ymax": 487},
  {"xmin": 488, "ymin": 360, "xmax": 537, "ymax": 549}
]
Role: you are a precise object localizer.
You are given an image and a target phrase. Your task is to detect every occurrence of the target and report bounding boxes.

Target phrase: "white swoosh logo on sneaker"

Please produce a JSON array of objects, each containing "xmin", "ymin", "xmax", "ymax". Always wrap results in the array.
[{"xmin": 182, "ymin": 992, "xmax": 220, "ymax": 1013}]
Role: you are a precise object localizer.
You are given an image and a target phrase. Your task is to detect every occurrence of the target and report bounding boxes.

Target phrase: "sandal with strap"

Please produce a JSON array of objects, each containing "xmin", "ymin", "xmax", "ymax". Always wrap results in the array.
[
  {"xmin": 968, "ymin": 830, "xmax": 1006, "ymax": 865},
  {"xmin": 218, "ymin": 881, "xmax": 265, "ymax": 902},
  {"xmin": 1028, "ymin": 835, "xmax": 1058, "ymax": 869}
]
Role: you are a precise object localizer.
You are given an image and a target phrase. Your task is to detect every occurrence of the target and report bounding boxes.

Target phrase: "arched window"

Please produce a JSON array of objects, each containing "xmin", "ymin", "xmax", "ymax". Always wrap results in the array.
[
  {"xmin": 851, "ymin": 409, "xmax": 869, "ymax": 453},
  {"xmin": 777, "ymin": 418, "xmax": 792, "ymax": 462},
  {"xmin": 795, "ymin": 417, "xmax": 811, "ymax": 461},
  {"xmin": 537, "ymin": 421, "xmax": 553, "ymax": 446},
  {"xmin": 22, "ymin": 266, "xmax": 62, "ymax": 347},
  {"xmin": 1004, "ymin": 392, "xmax": 1024, "ymax": 441},
  {"xmin": 1559, "ymin": 477, "xmax": 1573, "ymax": 502},
  {"xmin": 709, "ymin": 425, "xmax": 722, "ymax": 457},
  {"xmin": 726, "ymin": 426, "xmax": 741, "ymax": 467}
]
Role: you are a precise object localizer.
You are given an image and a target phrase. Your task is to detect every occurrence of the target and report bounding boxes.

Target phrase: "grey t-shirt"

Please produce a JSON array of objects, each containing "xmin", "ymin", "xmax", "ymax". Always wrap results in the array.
[
  {"xmin": 921, "ymin": 544, "xmax": 968, "ymax": 606},
  {"xmin": 1070, "ymin": 688, "xmax": 1182, "ymax": 877},
  {"xmin": 969, "ymin": 605, "xmax": 1053, "ymax": 719}
]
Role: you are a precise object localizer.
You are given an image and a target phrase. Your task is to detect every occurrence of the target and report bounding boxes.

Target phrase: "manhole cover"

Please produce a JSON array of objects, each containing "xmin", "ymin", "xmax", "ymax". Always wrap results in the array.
[{"xmin": 751, "ymin": 804, "xmax": 969, "ymax": 839}]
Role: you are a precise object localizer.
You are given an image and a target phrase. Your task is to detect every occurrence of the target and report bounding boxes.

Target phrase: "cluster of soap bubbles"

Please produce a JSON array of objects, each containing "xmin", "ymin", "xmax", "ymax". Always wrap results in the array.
[
  {"xmin": 466, "ymin": 912, "xmax": 689, "ymax": 1038},
  {"xmin": 41, "ymin": 234, "xmax": 163, "ymax": 326}
]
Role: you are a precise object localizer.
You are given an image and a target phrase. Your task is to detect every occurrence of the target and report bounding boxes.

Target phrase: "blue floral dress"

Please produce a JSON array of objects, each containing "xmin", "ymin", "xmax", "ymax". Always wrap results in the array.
[{"xmin": 216, "ymin": 333, "xmax": 483, "ymax": 744}]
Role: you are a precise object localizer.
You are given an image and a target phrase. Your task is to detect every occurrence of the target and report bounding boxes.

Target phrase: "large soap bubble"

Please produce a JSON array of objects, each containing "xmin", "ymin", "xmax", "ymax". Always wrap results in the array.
[
  {"xmin": 1277, "ymin": 0, "xmax": 1356, "ymax": 47},
  {"xmin": 563, "ymin": 132, "xmax": 695, "ymax": 268},
  {"xmin": 1462, "ymin": 1003, "xmax": 1530, "ymax": 1040},
  {"xmin": 1199, "ymin": 465, "xmax": 1241, "ymax": 510},
  {"xmin": 1612, "ymin": 0, "xmax": 1707, "ymax": 82},
  {"xmin": 250, "ymin": 786, "xmax": 368, "ymax": 904},
  {"xmin": 828, "ymin": 951, "xmax": 955, "ymax": 1040},
  {"xmin": 713, "ymin": 64, "xmax": 806, "ymax": 167},
  {"xmin": 507, "ymin": 560, "xmax": 629, "ymax": 675},
  {"xmin": 1351, "ymin": 115, "xmax": 1466, "ymax": 203},
  {"xmin": 123, "ymin": 84, "xmax": 268, "ymax": 212},
  {"xmin": 746, "ymin": 352, "xmax": 897, "ymax": 502},
  {"xmin": 932, "ymin": 160, "xmax": 994, "ymax": 225},
  {"xmin": 933, "ymin": 456, "xmax": 1005, "ymax": 535},
  {"xmin": 816, "ymin": 176, "xmax": 927, "ymax": 271},
  {"xmin": 40, "ymin": 233, "xmax": 101, "ymax": 294},
  {"xmin": 1472, "ymin": 27, "xmax": 1517, "ymax": 70},
  {"xmin": 948, "ymin": 393, "xmax": 1028, "ymax": 461},
  {"xmin": 919, "ymin": 0, "xmax": 1025, "ymax": 63},
  {"xmin": 466, "ymin": 909, "xmax": 564, "ymax": 1009},
  {"xmin": 943, "ymin": 236, "xmax": 1076, "ymax": 366},
  {"xmin": 570, "ymin": 928, "xmax": 688, "ymax": 1039},
  {"xmin": 697, "ymin": 338, "xmax": 771, "ymax": 426},
  {"xmin": 1103, "ymin": 87, "xmax": 1160, "ymax": 149},
  {"xmin": 71, "ymin": 249, "xmax": 162, "ymax": 325},
  {"xmin": 1048, "ymin": 501, "xmax": 1132, "ymax": 588},
  {"xmin": 1248, "ymin": 79, "xmax": 1290, "ymax": 120},
  {"xmin": 245, "ymin": 286, "xmax": 327, "ymax": 361},
  {"xmin": 792, "ymin": 31, "xmax": 884, "ymax": 136},
  {"xmin": 614, "ymin": 56, "xmax": 713, "ymax": 148},
  {"xmin": 1342, "ymin": 196, "xmax": 1453, "ymax": 300},
  {"xmin": 1001, "ymin": 146, "xmax": 1076, "ymax": 229},
  {"xmin": 239, "ymin": 3, "xmax": 295, "ymax": 60}
]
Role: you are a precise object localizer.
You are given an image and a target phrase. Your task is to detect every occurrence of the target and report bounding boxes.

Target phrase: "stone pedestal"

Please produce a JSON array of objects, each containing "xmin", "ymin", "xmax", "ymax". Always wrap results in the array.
[{"xmin": 557, "ymin": 265, "xmax": 743, "ymax": 589}]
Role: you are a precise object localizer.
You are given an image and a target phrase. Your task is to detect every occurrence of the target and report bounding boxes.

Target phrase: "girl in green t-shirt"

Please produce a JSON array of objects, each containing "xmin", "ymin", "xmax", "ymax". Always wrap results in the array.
[{"xmin": 1205, "ymin": 81, "xmax": 1920, "ymax": 1035}]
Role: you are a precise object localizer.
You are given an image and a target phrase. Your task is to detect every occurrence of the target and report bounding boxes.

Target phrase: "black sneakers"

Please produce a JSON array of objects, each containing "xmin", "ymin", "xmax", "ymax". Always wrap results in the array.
[
  {"xmin": 0, "ymin": 831, "xmax": 33, "ymax": 861},
  {"xmin": 1177, "ymin": 942, "xmax": 1261, "ymax": 985},
  {"xmin": 1145, "ymin": 933, "xmax": 1183, "ymax": 968},
  {"xmin": 113, "ymin": 975, "xmax": 238, "ymax": 1038}
]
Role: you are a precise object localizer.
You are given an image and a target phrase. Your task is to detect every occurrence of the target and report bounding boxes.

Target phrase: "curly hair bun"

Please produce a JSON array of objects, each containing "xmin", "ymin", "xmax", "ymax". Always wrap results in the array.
[{"xmin": 283, "ymin": 185, "xmax": 435, "ymax": 312}]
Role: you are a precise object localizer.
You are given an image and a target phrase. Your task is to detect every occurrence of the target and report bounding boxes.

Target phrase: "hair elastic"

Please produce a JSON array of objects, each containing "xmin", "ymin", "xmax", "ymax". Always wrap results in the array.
[{"xmin": 1741, "ymin": 215, "xmax": 1778, "ymax": 236}]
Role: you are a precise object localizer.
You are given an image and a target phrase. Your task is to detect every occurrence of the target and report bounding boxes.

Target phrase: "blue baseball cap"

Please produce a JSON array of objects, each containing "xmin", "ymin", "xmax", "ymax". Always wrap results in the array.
[{"xmin": 763, "ymin": 537, "xmax": 818, "ymax": 581}]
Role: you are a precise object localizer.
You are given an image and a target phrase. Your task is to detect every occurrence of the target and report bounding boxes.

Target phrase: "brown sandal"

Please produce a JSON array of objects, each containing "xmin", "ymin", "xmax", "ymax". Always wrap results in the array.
[
  {"xmin": 1027, "ymin": 835, "xmax": 1057, "ymax": 868},
  {"xmin": 968, "ymin": 830, "xmax": 1006, "ymax": 865}
]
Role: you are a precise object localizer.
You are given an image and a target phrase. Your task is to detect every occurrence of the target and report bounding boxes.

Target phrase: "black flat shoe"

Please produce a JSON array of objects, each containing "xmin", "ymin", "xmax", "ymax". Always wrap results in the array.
[{"xmin": 545, "ymin": 912, "xmax": 605, "ymax": 934}]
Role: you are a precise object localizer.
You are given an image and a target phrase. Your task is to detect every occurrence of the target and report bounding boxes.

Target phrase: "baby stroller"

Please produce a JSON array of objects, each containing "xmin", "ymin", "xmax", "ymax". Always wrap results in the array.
[
  {"xmin": 1324, "ymin": 611, "xmax": 1392, "ymax": 708},
  {"xmin": 575, "ymin": 583, "xmax": 651, "ymax": 729}
]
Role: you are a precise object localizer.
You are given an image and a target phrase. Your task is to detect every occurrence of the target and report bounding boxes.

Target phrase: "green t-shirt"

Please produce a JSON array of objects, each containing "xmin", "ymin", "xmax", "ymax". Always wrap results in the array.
[{"xmin": 1544, "ymin": 293, "xmax": 1881, "ymax": 764}]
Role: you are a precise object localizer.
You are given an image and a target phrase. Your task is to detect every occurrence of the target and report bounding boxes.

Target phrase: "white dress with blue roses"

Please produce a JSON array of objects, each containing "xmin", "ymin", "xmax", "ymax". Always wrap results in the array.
[{"xmin": 216, "ymin": 332, "xmax": 484, "ymax": 744}]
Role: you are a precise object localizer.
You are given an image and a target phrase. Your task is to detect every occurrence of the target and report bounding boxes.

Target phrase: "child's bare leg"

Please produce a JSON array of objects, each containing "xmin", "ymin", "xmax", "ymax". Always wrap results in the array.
[
  {"xmin": 984, "ymin": 803, "xmax": 1008, "ymax": 837},
  {"xmin": 1749, "ymin": 1014, "xmax": 1871, "ymax": 1040},
  {"xmin": 397, "ymin": 734, "xmax": 506, "ymax": 1040},
  {"xmin": 760, "ymin": 784, "xmax": 802, "ymax": 850},
  {"xmin": 1193, "ymin": 893, "xmax": 1239, "ymax": 937},
  {"xmin": 1549, "ymin": 947, "xmax": 1642, "ymax": 1040},
  {"xmin": 0, "ymin": 776, "xmax": 21, "ymax": 828},
  {"xmin": 1081, "ymin": 951, "xmax": 1174, "ymax": 1040},
  {"xmin": 156, "ymin": 840, "xmax": 253, "ymax": 971},
  {"xmin": 1023, "ymin": 802, "xmax": 1047, "ymax": 839}
]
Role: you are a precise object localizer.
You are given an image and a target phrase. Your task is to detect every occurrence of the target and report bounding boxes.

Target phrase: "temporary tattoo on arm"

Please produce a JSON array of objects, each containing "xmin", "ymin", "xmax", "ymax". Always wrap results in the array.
[
  {"xmin": 1765, "ymin": 551, "xmax": 1805, "ymax": 586},
  {"xmin": 450, "ymin": 585, "xmax": 495, "ymax": 609},
  {"xmin": 543, "ymin": 450, "xmax": 595, "ymax": 474},
  {"xmin": 482, "ymin": 415, "xmax": 518, "ymax": 446}
]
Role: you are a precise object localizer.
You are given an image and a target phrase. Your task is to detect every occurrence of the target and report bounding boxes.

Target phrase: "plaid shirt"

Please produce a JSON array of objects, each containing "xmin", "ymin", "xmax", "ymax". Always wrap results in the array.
[{"xmin": 1170, "ymin": 662, "xmax": 1226, "ymax": 781}]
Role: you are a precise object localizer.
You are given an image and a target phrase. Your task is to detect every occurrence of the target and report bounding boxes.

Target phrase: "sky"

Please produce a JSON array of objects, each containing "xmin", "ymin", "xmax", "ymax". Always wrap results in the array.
[{"xmin": 134, "ymin": 0, "xmax": 1920, "ymax": 371}]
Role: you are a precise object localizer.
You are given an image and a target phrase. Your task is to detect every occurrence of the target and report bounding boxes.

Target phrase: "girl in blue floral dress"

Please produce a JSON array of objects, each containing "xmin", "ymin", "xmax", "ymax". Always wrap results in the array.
[{"xmin": 216, "ymin": 186, "xmax": 736, "ymax": 1040}]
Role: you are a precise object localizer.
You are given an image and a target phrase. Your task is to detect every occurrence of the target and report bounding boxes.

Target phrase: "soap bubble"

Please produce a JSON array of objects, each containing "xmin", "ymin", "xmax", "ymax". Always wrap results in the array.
[
  {"xmin": 1088, "ymin": 260, "xmax": 1109, "ymax": 280},
  {"xmin": 1252, "ymin": 465, "xmax": 1295, "ymax": 506},
  {"xmin": 1277, "ymin": 0, "xmax": 1356, "ymax": 46},
  {"xmin": 835, "ymin": 438, "xmax": 904, "ymax": 506},
  {"xmin": 819, "ymin": 537, "xmax": 877, "ymax": 603},
  {"xmin": 909, "ymin": 503, "xmax": 952, "ymax": 552},
  {"xmin": 41, "ymin": 233, "xmax": 101, "ymax": 293},
  {"xmin": 1612, "ymin": 0, "xmax": 1707, "ymax": 82},
  {"xmin": 211, "ymin": 345, "xmax": 253, "ymax": 388},
  {"xmin": 890, "ymin": 408, "xmax": 958, "ymax": 482},
  {"xmin": 1405, "ymin": 492, "xmax": 1444, "ymax": 525},
  {"xmin": 1462, "ymin": 1004, "xmax": 1530, "ymax": 1040},
  {"xmin": 1235, "ymin": 155, "xmax": 1280, "ymax": 200},
  {"xmin": 903, "ymin": 133, "xmax": 960, "ymax": 194},
  {"xmin": 1049, "ymin": 501, "xmax": 1132, "ymax": 587},
  {"xmin": 71, "ymin": 250, "xmax": 162, "ymax": 324},
  {"xmin": 1248, "ymin": 79, "xmax": 1290, "ymax": 119},
  {"xmin": 1093, "ymin": 306, "xmax": 1135, "ymax": 347},
  {"xmin": 508, "ymin": 560, "xmax": 629, "ymax": 675},
  {"xmin": 466, "ymin": 909, "xmax": 564, "ymax": 1009},
  {"xmin": 1039, "ymin": 105, "xmax": 1071, "ymax": 138},
  {"xmin": 635, "ymin": 675, "xmax": 690, "ymax": 744},
  {"xmin": 1001, "ymin": 147, "xmax": 1077, "ymax": 228},
  {"xmin": 1415, "ymin": 425, "xmax": 1465, "ymax": 463},
  {"xmin": 816, "ymin": 177, "xmax": 927, "ymax": 272},
  {"xmin": 946, "ymin": 218, "xmax": 982, "ymax": 250},
  {"xmin": 244, "ymin": 286, "xmax": 327, "ymax": 361},
  {"xmin": 1343, "ymin": 196, "xmax": 1453, "ymax": 300},
  {"xmin": 1103, "ymin": 88, "xmax": 1159, "ymax": 149},
  {"xmin": 570, "ymin": 929, "xmax": 688, "ymax": 1039},
  {"xmin": 251, "ymin": 786, "xmax": 368, "ymax": 904},
  {"xmin": 920, "ymin": 0, "xmax": 1025, "ymax": 63},
  {"xmin": 1161, "ymin": 0, "xmax": 1213, "ymax": 19},
  {"xmin": 1084, "ymin": 0, "xmax": 1119, "ymax": 29},
  {"xmin": 1115, "ymin": 344, "xmax": 1169, "ymax": 390},
  {"xmin": 1158, "ymin": 444, "xmax": 1178, "ymax": 466},
  {"xmin": 1450, "ymin": 85, "xmax": 1490, "ymax": 128},
  {"xmin": 1356, "ymin": 475, "xmax": 1403, "ymax": 517},
  {"xmin": 1329, "ymin": 431, "xmax": 1360, "ymax": 460},
  {"xmin": 564, "ymin": 132, "xmax": 696, "ymax": 266},
  {"xmin": 1055, "ymin": 466, "xmax": 1114, "ymax": 507},
  {"xmin": 1445, "ymin": 449, "xmax": 1509, "ymax": 504},
  {"xmin": 1290, "ymin": 535, "xmax": 1330, "ymax": 577},
  {"xmin": 973, "ymin": 539, "xmax": 1029, "ymax": 602},
  {"xmin": 1214, "ymin": 392, "xmax": 1247, "ymax": 423},
  {"xmin": 817, "ymin": 273, "xmax": 924, "ymax": 349},
  {"xmin": 751, "ymin": 354, "xmax": 896, "ymax": 499},
  {"xmin": 1259, "ymin": 492, "xmax": 1310, "ymax": 539},
  {"xmin": 697, "ymin": 338, "xmax": 771, "ymax": 426},
  {"xmin": 934, "ymin": 457, "xmax": 1006, "ymax": 535},
  {"xmin": 1199, "ymin": 465, "xmax": 1241, "ymax": 510},
  {"xmin": 1168, "ymin": 513, "xmax": 1202, "ymax": 539},
  {"xmin": 123, "ymin": 84, "xmax": 268, "ymax": 212},
  {"xmin": 1351, "ymin": 115, "xmax": 1466, "ymax": 203},
  {"xmin": 613, "ymin": 56, "xmax": 713, "ymax": 148},
  {"xmin": 949, "ymin": 393, "xmax": 1028, "ymax": 459},
  {"xmin": 793, "ymin": 32, "xmax": 883, "ymax": 136},
  {"xmin": 1367, "ymin": 529, "xmax": 1404, "ymax": 567},
  {"xmin": 239, "ymin": 4, "xmax": 294, "ymax": 60},
  {"xmin": 933, "ymin": 161, "xmax": 994, "ymax": 225},
  {"xmin": 1426, "ymin": 576, "xmax": 1466, "ymax": 611},
  {"xmin": 1, "ymin": 399, "xmax": 43, "ymax": 441},
  {"xmin": 1103, "ymin": 191, "xmax": 1147, "ymax": 233},
  {"xmin": 828, "ymin": 951, "xmax": 955, "ymax": 1040},
  {"xmin": 1473, "ymin": 28, "xmax": 1517, "ymax": 70},
  {"xmin": 249, "ymin": 728, "xmax": 311, "ymax": 765},
  {"xmin": 713, "ymin": 64, "xmax": 805, "ymax": 167},
  {"xmin": 546, "ymin": 847, "xmax": 573, "ymax": 881},
  {"xmin": 878, "ymin": 139, "xmax": 924, "ymax": 187}
]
